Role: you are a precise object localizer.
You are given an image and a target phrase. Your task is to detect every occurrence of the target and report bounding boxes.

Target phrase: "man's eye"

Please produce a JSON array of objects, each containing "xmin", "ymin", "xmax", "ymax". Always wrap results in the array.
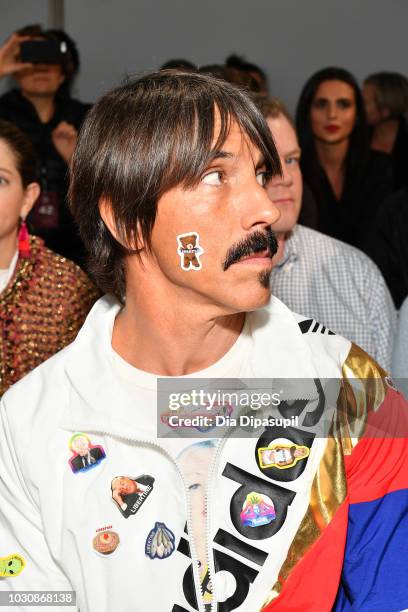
[
  {"xmin": 256, "ymin": 171, "xmax": 270, "ymax": 187},
  {"xmin": 286, "ymin": 157, "xmax": 299, "ymax": 166},
  {"xmin": 202, "ymin": 170, "xmax": 223, "ymax": 186}
]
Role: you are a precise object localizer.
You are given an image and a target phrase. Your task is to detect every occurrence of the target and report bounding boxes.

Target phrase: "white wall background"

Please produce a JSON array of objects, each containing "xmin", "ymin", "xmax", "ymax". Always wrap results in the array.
[{"xmin": 1, "ymin": 0, "xmax": 407, "ymax": 113}]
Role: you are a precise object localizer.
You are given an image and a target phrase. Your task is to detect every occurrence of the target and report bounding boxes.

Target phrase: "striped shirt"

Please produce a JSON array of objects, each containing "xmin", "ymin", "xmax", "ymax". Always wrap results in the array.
[{"xmin": 270, "ymin": 224, "xmax": 396, "ymax": 371}]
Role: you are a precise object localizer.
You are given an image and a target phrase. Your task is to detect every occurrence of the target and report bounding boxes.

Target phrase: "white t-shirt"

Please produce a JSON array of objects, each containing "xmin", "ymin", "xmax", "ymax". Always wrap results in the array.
[
  {"xmin": 111, "ymin": 316, "xmax": 252, "ymax": 609},
  {"xmin": 0, "ymin": 251, "xmax": 18, "ymax": 294}
]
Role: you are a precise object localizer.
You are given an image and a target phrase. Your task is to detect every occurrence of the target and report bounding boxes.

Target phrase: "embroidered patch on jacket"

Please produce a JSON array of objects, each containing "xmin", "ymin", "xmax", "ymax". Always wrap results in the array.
[
  {"xmin": 257, "ymin": 443, "xmax": 310, "ymax": 469},
  {"xmin": 68, "ymin": 432, "xmax": 106, "ymax": 474},
  {"xmin": 92, "ymin": 528, "xmax": 120, "ymax": 556},
  {"xmin": 240, "ymin": 492, "xmax": 276, "ymax": 527},
  {"xmin": 298, "ymin": 318, "xmax": 335, "ymax": 335},
  {"xmin": 111, "ymin": 474, "xmax": 154, "ymax": 518},
  {"xmin": 177, "ymin": 232, "xmax": 204, "ymax": 271},
  {"xmin": 145, "ymin": 522, "xmax": 175, "ymax": 559},
  {"xmin": 0, "ymin": 554, "xmax": 26, "ymax": 577}
]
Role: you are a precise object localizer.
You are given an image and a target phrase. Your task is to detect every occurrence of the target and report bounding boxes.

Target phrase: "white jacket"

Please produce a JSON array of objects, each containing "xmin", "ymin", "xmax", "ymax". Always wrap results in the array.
[{"xmin": 0, "ymin": 295, "xmax": 380, "ymax": 612}]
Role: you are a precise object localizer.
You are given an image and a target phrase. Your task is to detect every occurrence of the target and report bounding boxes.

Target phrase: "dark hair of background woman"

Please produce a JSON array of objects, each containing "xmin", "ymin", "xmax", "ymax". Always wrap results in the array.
[
  {"xmin": 0, "ymin": 120, "xmax": 39, "ymax": 186},
  {"xmin": 296, "ymin": 67, "xmax": 370, "ymax": 186}
]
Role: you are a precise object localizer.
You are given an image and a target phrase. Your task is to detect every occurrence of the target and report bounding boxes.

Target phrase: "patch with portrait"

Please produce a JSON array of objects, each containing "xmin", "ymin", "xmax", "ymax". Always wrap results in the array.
[
  {"xmin": 257, "ymin": 442, "xmax": 309, "ymax": 470},
  {"xmin": 68, "ymin": 432, "xmax": 106, "ymax": 474},
  {"xmin": 111, "ymin": 474, "xmax": 154, "ymax": 518}
]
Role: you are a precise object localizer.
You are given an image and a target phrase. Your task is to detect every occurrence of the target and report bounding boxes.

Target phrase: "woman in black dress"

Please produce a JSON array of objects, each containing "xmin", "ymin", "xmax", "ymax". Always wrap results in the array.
[{"xmin": 296, "ymin": 67, "xmax": 394, "ymax": 249}]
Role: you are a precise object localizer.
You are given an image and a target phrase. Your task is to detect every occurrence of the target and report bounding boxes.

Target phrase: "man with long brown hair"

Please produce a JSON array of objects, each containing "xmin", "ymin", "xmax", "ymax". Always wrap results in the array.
[{"xmin": 0, "ymin": 71, "xmax": 407, "ymax": 612}]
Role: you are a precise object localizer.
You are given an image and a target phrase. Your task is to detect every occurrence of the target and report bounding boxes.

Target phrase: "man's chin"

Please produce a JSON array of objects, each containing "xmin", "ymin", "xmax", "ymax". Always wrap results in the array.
[
  {"xmin": 271, "ymin": 208, "xmax": 299, "ymax": 236},
  {"xmin": 236, "ymin": 278, "xmax": 272, "ymax": 312},
  {"xmin": 259, "ymin": 270, "xmax": 272, "ymax": 290}
]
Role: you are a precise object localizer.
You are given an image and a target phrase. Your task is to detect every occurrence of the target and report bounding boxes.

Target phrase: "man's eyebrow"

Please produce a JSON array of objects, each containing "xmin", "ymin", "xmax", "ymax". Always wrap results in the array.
[
  {"xmin": 206, "ymin": 150, "xmax": 270, "ymax": 171},
  {"xmin": 285, "ymin": 148, "xmax": 301, "ymax": 157},
  {"xmin": 0, "ymin": 167, "xmax": 13, "ymax": 175},
  {"xmin": 207, "ymin": 150, "xmax": 235, "ymax": 163}
]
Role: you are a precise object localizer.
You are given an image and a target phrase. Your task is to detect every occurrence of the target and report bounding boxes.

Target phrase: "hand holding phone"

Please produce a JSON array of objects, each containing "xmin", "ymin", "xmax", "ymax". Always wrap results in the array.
[{"xmin": 0, "ymin": 33, "xmax": 33, "ymax": 78}]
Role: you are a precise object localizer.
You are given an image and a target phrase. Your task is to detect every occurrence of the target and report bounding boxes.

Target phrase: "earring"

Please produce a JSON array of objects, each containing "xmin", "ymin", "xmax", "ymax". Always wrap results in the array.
[{"xmin": 18, "ymin": 218, "xmax": 30, "ymax": 258}]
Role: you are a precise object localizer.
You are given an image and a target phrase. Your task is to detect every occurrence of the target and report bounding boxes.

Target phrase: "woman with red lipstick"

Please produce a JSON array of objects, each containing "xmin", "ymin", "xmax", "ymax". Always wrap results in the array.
[{"xmin": 296, "ymin": 67, "xmax": 394, "ymax": 248}]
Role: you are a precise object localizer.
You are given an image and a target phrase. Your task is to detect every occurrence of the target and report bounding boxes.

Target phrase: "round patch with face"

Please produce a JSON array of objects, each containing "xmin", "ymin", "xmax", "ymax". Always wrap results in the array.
[
  {"xmin": 0, "ymin": 554, "xmax": 26, "ymax": 577},
  {"xmin": 92, "ymin": 531, "xmax": 120, "ymax": 555}
]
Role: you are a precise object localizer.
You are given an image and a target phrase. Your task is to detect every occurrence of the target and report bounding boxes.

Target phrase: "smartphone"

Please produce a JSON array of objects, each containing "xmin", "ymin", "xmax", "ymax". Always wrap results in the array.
[{"xmin": 20, "ymin": 40, "xmax": 67, "ymax": 64}]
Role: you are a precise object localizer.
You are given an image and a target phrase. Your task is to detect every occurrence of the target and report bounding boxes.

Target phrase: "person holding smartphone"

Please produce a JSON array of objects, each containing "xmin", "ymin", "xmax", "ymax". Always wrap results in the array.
[{"xmin": 0, "ymin": 25, "xmax": 90, "ymax": 265}]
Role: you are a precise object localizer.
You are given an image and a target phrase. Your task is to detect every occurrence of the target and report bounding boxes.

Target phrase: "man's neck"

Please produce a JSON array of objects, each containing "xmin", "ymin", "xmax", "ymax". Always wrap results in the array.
[
  {"xmin": 21, "ymin": 91, "xmax": 55, "ymax": 124},
  {"xmin": 112, "ymin": 269, "xmax": 245, "ymax": 376},
  {"xmin": 0, "ymin": 232, "xmax": 18, "ymax": 269}
]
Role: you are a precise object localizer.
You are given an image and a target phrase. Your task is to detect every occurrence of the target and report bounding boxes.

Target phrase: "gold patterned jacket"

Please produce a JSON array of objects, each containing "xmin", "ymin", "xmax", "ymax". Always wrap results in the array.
[{"xmin": 0, "ymin": 236, "xmax": 99, "ymax": 395}]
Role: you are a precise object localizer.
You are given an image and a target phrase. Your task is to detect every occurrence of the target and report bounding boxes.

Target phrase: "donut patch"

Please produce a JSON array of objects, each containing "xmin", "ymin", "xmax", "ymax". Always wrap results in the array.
[{"xmin": 92, "ymin": 527, "xmax": 120, "ymax": 556}]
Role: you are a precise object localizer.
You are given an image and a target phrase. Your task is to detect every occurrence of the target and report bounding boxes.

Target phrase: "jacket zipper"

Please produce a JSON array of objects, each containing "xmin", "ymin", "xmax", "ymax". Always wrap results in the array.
[
  {"xmin": 64, "ymin": 426, "xmax": 208, "ymax": 612},
  {"xmin": 203, "ymin": 436, "xmax": 227, "ymax": 612}
]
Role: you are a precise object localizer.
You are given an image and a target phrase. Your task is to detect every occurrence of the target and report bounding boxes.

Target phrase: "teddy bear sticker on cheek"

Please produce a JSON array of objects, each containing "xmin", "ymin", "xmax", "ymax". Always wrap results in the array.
[{"xmin": 177, "ymin": 232, "xmax": 204, "ymax": 271}]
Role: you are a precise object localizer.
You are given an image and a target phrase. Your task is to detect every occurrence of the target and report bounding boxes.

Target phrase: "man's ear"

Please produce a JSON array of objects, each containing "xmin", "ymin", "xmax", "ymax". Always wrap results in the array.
[
  {"xmin": 21, "ymin": 182, "xmax": 41, "ymax": 219},
  {"xmin": 98, "ymin": 197, "xmax": 145, "ymax": 251},
  {"xmin": 99, "ymin": 197, "xmax": 121, "ymax": 243}
]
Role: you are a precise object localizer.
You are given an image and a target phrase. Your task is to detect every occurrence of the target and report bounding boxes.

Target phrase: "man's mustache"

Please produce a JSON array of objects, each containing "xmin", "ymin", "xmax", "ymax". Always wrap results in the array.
[{"xmin": 223, "ymin": 228, "xmax": 278, "ymax": 271}]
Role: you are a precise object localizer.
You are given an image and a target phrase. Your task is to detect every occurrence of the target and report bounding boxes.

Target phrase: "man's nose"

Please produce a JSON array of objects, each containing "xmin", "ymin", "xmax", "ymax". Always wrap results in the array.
[{"xmin": 240, "ymin": 181, "xmax": 281, "ymax": 231}]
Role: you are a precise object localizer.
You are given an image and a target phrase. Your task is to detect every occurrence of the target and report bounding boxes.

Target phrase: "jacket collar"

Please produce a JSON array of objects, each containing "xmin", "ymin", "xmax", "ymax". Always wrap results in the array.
[{"xmin": 60, "ymin": 294, "xmax": 320, "ymax": 438}]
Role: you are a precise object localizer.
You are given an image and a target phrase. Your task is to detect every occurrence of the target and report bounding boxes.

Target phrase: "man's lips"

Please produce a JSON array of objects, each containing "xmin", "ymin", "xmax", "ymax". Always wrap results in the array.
[
  {"xmin": 222, "ymin": 228, "xmax": 278, "ymax": 271},
  {"xmin": 236, "ymin": 249, "xmax": 273, "ymax": 264}
]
